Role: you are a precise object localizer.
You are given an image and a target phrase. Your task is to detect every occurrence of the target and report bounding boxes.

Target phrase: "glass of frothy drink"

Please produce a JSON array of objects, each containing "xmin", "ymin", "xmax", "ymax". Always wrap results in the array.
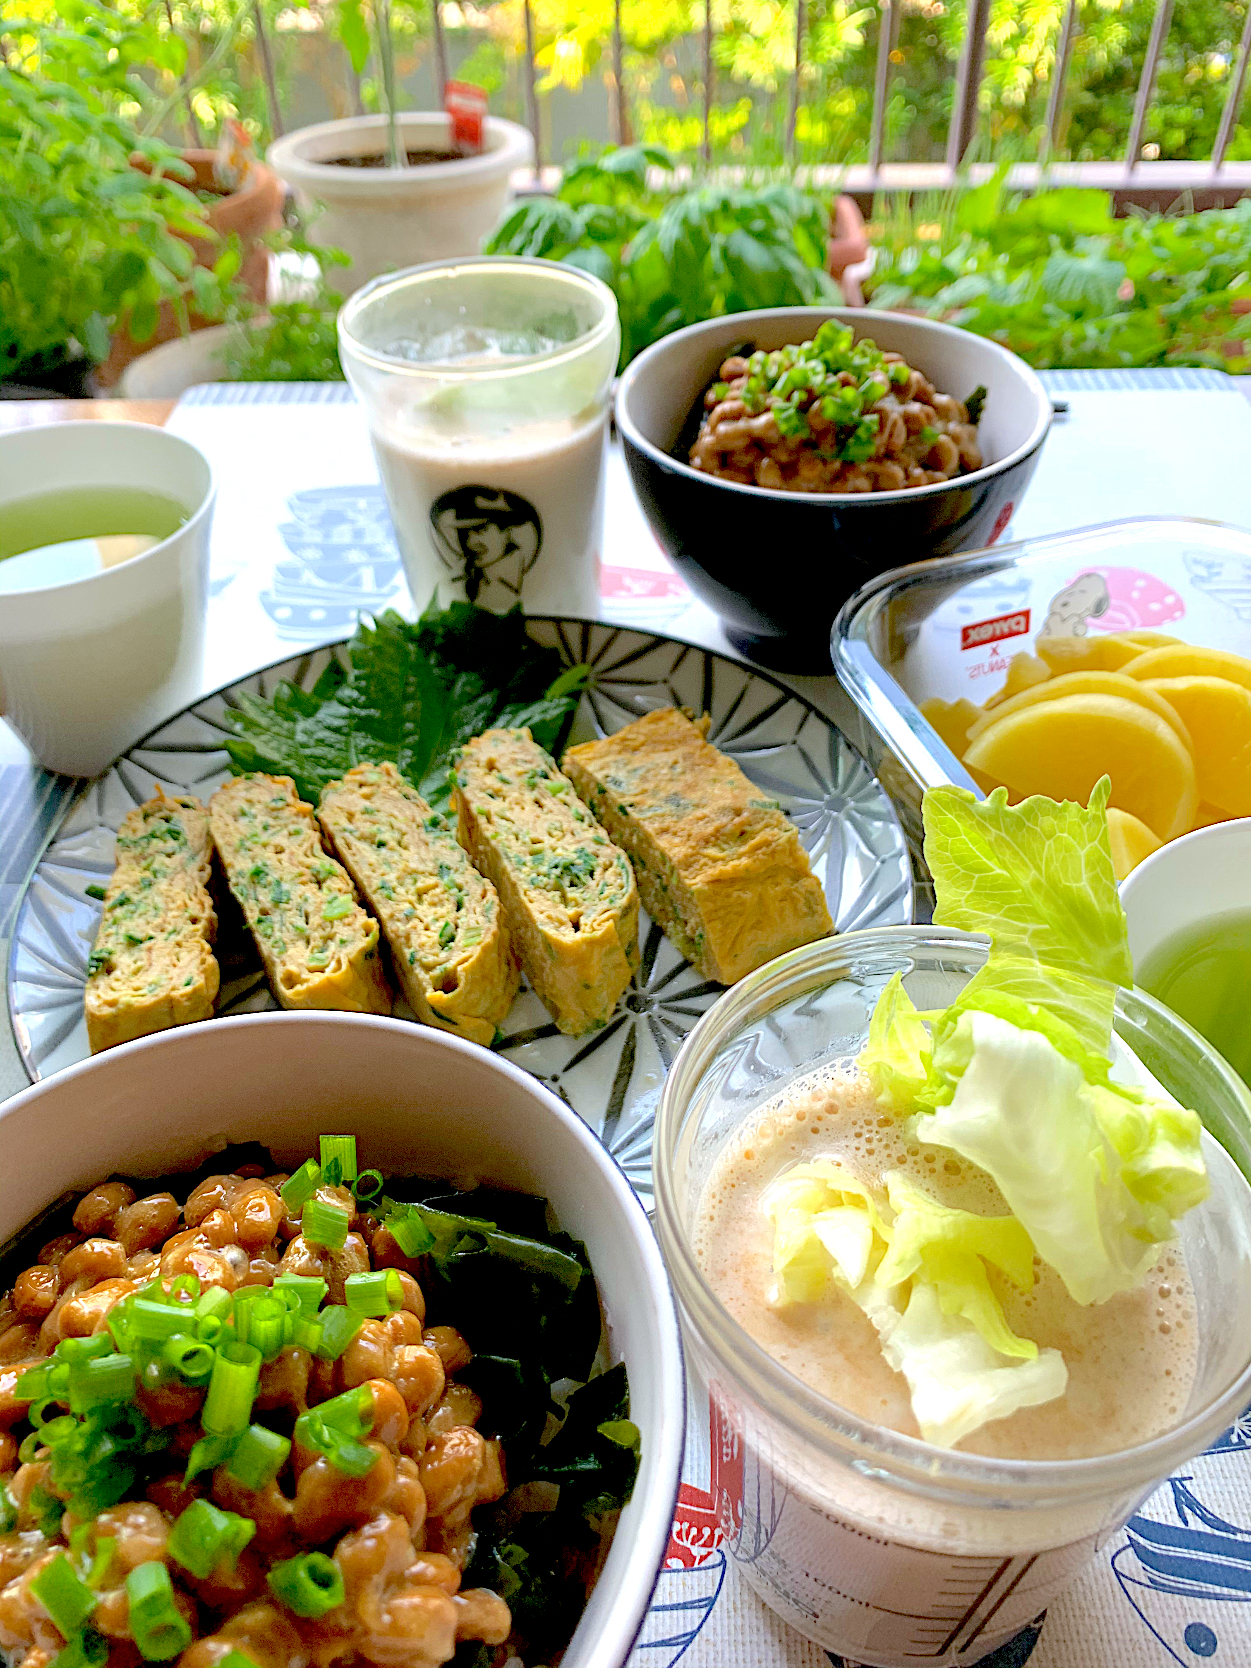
[
  {"xmin": 339, "ymin": 257, "xmax": 619, "ymax": 618},
  {"xmin": 654, "ymin": 926, "xmax": 1251, "ymax": 1668}
]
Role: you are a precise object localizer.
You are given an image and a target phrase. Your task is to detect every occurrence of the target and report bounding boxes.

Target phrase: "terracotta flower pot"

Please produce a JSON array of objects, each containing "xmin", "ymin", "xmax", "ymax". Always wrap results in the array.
[
  {"xmin": 96, "ymin": 150, "xmax": 285, "ymax": 388},
  {"xmin": 827, "ymin": 194, "xmax": 870, "ymax": 306}
]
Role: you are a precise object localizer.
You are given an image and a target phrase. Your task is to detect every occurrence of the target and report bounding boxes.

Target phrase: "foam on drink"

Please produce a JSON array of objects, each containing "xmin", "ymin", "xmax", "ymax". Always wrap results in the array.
[{"xmin": 694, "ymin": 1064, "xmax": 1198, "ymax": 1460}]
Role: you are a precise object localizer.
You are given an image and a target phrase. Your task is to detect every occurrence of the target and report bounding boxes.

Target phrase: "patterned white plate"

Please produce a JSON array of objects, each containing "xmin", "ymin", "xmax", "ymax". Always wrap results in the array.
[{"xmin": 8, "ymin": 618, "xmax": 913, "ymax": 1205}]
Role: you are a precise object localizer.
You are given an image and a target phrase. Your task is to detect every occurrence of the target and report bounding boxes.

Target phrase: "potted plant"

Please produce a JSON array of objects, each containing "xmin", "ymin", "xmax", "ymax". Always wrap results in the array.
[
  {"xmin": 267, "ymin": 1, "xmax": 531, "ymax": 294},
  {"xmin": 0, "ymin": 1, "xmax": 244, "ymax": 396},
  {"xmin": 96, "ymin": 128, "xmax": 286, "ymax": 388}
]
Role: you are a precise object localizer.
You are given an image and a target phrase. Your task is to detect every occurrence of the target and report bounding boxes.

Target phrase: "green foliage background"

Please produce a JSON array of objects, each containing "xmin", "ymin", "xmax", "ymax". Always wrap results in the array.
[{"xmin": 7, "ymin": 0, "xmax": 1251, "ymax": 167}]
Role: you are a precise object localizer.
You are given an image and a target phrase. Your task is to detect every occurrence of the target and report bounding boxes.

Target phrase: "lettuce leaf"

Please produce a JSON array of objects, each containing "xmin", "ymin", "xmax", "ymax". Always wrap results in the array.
[
  {"xmin": 760, "ymin": 1158, "xmax": 1066, "ymax": 1446},
  {"xmin": 914, "ymin": 1010, "xmax": 1206, "ymax": 1306},
  {"xmin": 877, "ymin": 1172, "xmax": 1038, "ymax": 1360},
  {"xmin": 923, "ymin": 778, "xmax": 1132, "ymax": 988},
  {"xmin": 880, "ymin": 1283, "xmax": 1068, "ymax": 1450},
  {"xmin": 859, "ymin": 973, "xmax": 935, "ymax": 1114}
]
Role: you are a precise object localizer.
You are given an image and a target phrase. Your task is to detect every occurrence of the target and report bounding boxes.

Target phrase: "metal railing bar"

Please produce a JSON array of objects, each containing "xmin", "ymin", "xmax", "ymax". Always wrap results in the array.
[
  {"xmin": 786, "ymin": 0, "xmax": 806, "ymax": 163},
  {"xmin": 612, "ymin": 0, "xmax": 630, "ymax": 145},
  {"xmin": 1042, "ymin": 0, "xmax": 1078, "ymax": 160},
  {"xmin": 430, "ymin": 0, "xmax": 450, "ymax": 101},
  {"xmin": 868, "ymin": 0, "xmax": 899, "ymax": 175},
  {"xmin": 703, "ymin": 0, "xmax": 714, "ymax": 164},
  {"xmin": 1125, "ymin": 0, "xmax": 1175, "ymax": 170},
  {"xmin": 163, "ymin": 0, "xmax": 203, "ymax": 147},
  {"xmin": 1213, "ymin": 3, "xmax": 1251, "ymax": 170},
  {"xmin": 946, "ymin": 0, "xmax": 993, "ymax": 172},
  {"xmin": 522, "ymin": 0, "xmax": 542, "ymax": 177},
  {"xmin": 251, "ymin": 0, "xmax": 284, "ymax": 140}
]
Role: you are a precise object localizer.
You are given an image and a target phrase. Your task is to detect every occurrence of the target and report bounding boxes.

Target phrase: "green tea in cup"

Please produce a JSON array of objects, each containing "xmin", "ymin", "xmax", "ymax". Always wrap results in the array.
[
  {"xmin": 0, "ymin": 485, "xmax": 189, "ymax": 593},
  {"xmin": 1121, "ymin": 819, "xmax": 1251, "ymax": 1090},
  {"xmin": 1137, "ymin": 908, "xmax": 1251, "ymax": 1085}
]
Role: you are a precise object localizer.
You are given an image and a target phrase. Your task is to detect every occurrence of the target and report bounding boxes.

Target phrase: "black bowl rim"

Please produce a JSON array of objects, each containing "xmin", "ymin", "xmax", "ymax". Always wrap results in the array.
[{"xmin": 615, "ymin": 305, "xmax": 1053, "ymax": 508}]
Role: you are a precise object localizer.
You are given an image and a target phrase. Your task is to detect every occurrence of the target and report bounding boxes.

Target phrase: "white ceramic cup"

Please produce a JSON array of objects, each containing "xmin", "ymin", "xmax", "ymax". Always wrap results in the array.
[
  {"xmin": 0, "ymin": 1010, "xmax": 686, "ymax": 1667},
  {"xmin": 0, "ymin": 421, "xmax": 214, "ymax": 777},
  {"xmin": 1120, "ymin": 818, "xmax": 1251, "ymax": 969}
]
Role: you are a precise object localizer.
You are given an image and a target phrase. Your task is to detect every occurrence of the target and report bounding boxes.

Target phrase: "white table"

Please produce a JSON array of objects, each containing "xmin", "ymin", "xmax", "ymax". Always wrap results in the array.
[{"xmin": 3, "ymin": 367, "xmax": 1251, "ymax": 1668}]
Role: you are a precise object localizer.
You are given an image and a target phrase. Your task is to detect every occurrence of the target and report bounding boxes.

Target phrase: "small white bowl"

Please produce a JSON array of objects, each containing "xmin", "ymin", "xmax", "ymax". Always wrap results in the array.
[
  {"xmin": 0, "ymin": 1011, "xmax": 686, "ymax": 1668},
  {"xmin": 1120, "ymin": 818, "xmax": 1251, "ymax": 971},
  {"xmin": 0, "ymin": 421, "xmax": 214, "ymax": 777}
]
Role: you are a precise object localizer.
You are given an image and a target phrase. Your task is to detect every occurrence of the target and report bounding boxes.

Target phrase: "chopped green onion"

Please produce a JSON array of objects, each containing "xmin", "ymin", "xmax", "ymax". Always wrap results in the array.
[
  {"xmin": 31, "ymin": 1553, "xmax": 96, "ymax": 1641},
  {"xmin": 224, "ymin": 1423, "xmax": 290, "ymax": 1491},
  {"xmin": 266, "ymin": 1551, "xmax": 345, "ymax": 1618},
  {"xmin": 162, "ymin": 1337, "xmax": 215, "ymax": 1384},
  {"xmin": 127, "ymin": 1301, "xmax": 187, "ymax": 1342},
  {"xmin": 201, "ymin": 1342, "xmax": 261, "ymax": 1437},
  {"xmin": 0, "ymin": 1487, "xmax": 17, "ymax": 1534},
  {"xmin": 29, "ymin": 1484, "xmax": 65, "ymax": 1537},
  {"xmin": 308, "ymin": 1385, "xmax": 371, "ymax": 1435},
  {"xmin": 197, "ymin": 1316, "xmax": 225, "ymax": 1346},
  {"xmin": 344, "ymin": 1269, "xmax": 403, "ymax": 1317},
  {"xmin": 280, "ymin": 1158, "xmax": 321, "ymax": 1212},
  {"xmin": 19, "ymin": 1430, "xmax": 44, "ymax": 1463},
  {"xmin": 85, "ymin": 1538, "xmax": 115, "ymax": 1591},
  {"xmin": 319, "ymin": 1135, "xmax": 357, "ymax": 1184},
  {"xmin": 353, "ymin": 1169, "xmax": 385, "ymax": 1205},
  {"xmin": 292, "ymin": 1316, "xmax": 324, "ymax": 1355},
  {"xmin": 322, "ymin": 894, "xmax": 353, "ymax": 922},
  {"xmin": 247, "ymin": 1300, "xmax": 287, "ymax": 1361},
  {"xmin": 301, "ymin": 1197, "xmax": 350, "ymax": 1251},
  {"xmin": 384, "ymin": 1206, "xmax": 435, "ymax": 1258},
  {"xmin": 217, "ymin": 1653, "xmax": 261, "ymax": 1668},
  {"xmin": 272, "ymin": 1275, "xmax": 327, "ymax": 1313},
  {"xmin": 67, "ymin": 1355, "xmax": 135, "ymax": 1413},
  {"xmin": 167, "ymin": 1498, "xmax": 256, "ymax": 1580},
  {"xmin": 34, "ymin": 1413, "xmax": 76, "ymax": 1447},
  {"xmin": 313, "ymin": 1305, "xmax": 362, "ymax": 1361},
  {"xmin": 168, "ymin": 1275, "xmax": 200, "ymax": 1305},
  {"xmin": 183, "ymin": 1432, "xmax": 236, "ymax": 1484},
  {"xmin": 125, "ymin": 1561, "xmax": 192, "ymax": 1661},
  {"xmin": 294, "ymin": 1407, "xmax": 375, "ymax": 1479},
  {"xmin": 195, "ymin": 1286, "xmax": 233, "ymax": 1326},
  {"xmin": 57, "ymin": 1336, "xmax": 113, "ymax": 1364},
  {"xmin": 13, "ymin": 1363, "xmax": 49, "ymax": 1403},
  {"xmin": 50, "ymin": 1630, "xmax": 108, "ymax": 1668},
  {"xmin": 889, "ymin": 360, "xmax": 911, "ymax": 385}
]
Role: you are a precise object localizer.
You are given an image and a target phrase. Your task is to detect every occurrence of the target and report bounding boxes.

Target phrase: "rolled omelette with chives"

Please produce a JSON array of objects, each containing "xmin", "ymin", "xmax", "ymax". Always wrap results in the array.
[
  {"xmin": 209, "ymin": 773, "xmax": 391, "ymax": 1014},
  {"xmin": 453, "ymin": 728, "xmax": 639, "ymax": 1036},
  {"xmin": 84, "ymin": 790, "xmax": 219, "ymax": 1053},
  {"xmin": 563, "ymin": 706, "xmax": 834, "ymax": 984},
  {"xmin": 317, "ymin": 761, "xmax": 519, "ymax": 1047}
]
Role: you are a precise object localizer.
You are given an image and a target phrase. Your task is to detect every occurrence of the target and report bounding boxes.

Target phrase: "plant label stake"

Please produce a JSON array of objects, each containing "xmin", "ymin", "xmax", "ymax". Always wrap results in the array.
[{"xmin": 445, "ymin": 82, "xmax": 486, "ymax": 154}]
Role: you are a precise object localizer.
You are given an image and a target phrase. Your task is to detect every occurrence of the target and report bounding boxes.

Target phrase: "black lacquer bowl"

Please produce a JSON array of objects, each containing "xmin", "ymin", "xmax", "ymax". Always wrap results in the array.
[{"xmin": 616, "ymin": 307, "xmax": 1052, "ymax": 670}]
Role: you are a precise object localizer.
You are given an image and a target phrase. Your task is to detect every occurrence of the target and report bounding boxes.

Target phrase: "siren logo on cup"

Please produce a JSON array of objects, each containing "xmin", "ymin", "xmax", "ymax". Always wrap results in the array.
[{"xmin": 430, "ymin": 485, "xmax": 543, "ymax": 607}]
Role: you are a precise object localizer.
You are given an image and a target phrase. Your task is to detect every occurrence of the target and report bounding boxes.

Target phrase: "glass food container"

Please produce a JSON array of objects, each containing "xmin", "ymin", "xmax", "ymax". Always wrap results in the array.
[
  {"xmin": 654, "ymin": 926, "xmax": 1251, "ymax": 1668},
  {"xmin": 831, "ymin": 516, "xmax": 1251, "ymax": 856}
]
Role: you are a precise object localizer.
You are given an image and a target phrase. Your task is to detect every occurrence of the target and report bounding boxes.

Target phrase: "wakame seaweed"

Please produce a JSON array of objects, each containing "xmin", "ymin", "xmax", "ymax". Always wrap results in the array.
[{"xmin": 222, "ymin": 599, "xmax": 589, "ymax": 807}]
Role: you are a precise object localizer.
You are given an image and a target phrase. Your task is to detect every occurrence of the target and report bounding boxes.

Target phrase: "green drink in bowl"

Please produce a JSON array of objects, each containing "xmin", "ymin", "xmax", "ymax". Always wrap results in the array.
[{"xmin": 1122, "ymin": 818, "xmax": 1251, "ymax": 1089}]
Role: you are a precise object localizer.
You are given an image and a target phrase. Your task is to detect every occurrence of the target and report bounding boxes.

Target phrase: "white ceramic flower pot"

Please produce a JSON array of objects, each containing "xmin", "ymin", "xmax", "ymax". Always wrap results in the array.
[{"xmin": 267, "ymin": 113, "xmax": 534, "ymax": 295}]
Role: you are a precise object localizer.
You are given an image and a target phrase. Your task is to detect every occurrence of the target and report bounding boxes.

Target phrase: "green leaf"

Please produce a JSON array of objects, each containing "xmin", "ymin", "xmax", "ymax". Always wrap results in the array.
[
  {"xmin": 923, "ymin": 779, "xmax": 1132, "ymax": 989},
  {"xmin": 336, "ymin": 0, "xmax": 371, "ymax": 74},
  {"xmin": 222, "ymin": 605, "xmax": 584, "ymax": 809},
  {"xmin": 759, "ymin": 1156, "xmax": 1066, "ymax": 1448},
  {"xmin": 915, "ymin": 1010, "xmax": 1207, "ymax": 1307},
  {"xmin": 859, "ymin": 972, "xmax": 934, "ymax": 1114}
]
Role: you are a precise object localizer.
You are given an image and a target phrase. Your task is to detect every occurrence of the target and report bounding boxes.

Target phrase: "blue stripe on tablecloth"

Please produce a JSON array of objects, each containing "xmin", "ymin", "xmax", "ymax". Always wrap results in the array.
[
  {"xmin": 177, "ymin": 382, "xmax": 357, "ymax": 406},
  {"xmin": 1038, "ymin": 366, "xmax": 1233, "ymax": 392}
]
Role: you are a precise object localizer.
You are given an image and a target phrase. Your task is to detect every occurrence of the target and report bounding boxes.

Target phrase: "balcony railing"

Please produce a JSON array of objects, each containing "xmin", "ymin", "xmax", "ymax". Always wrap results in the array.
[{"xmin": 215, "ymin": 1, "xmax": 1251, "ymax": 208}]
